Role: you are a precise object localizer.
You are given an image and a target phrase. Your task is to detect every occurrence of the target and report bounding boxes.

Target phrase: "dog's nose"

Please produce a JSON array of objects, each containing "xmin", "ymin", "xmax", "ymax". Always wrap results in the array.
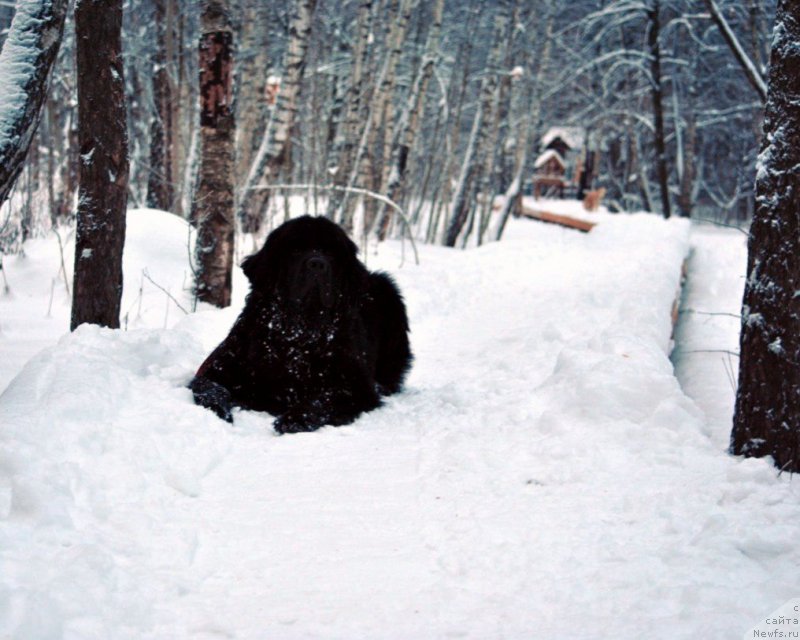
[{"xmin": 306, "ymin": 255, "xmax": 329, "ymax": 273}]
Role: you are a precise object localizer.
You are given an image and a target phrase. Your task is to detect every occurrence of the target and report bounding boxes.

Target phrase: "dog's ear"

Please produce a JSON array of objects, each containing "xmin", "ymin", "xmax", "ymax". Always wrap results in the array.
[
  {"xmin": 241, "ymin": 233, "xmax": 283, "ymax": 292},
  {"xmin": 241, "ymin": 250, "xmax": 268, "ymax": 287}
]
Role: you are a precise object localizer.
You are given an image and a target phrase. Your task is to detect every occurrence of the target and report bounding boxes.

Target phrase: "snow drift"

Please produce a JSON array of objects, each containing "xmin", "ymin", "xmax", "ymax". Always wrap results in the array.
[{"xmin": 1, "ymin": 209, "xmax": 799, "ymax": 639}]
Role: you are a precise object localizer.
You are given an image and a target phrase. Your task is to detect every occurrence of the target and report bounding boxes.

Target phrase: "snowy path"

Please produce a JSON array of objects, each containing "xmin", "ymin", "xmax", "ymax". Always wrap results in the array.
[
  {"xmin": 672, "ymin": 224, "xmax": 747, "ymax": 451},
  {"xmin": 2, "ymin": 212, "xmax": 800, "ymax": 639}
]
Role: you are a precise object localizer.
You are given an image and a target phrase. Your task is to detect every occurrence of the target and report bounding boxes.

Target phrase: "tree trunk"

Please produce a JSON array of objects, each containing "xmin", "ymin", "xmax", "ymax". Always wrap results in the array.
[
  {"xmin": 235, "ymin": 0, "xmax": 269, "ymax": 187},
  {"xmin": 192, "ymin": 0, "xmax": 235, "ymax": 308},
  {"xmin": 239, "ymin": 0, "xmax": 316, "ymax": 233},
  {"xmin": 71, "ymin": 0, "xmax": 129, "ymax": 330},
  {"xmin": 376, "ymin": 0, "xmax": 444, "ymax": 240},
  {"xmin": 146, "ymin": 0, "xmax": 174, "ymax": 211},
  {"xmin": 325, "ymin": 0, "xmax": 374, "ymax": 225},
  {"xmin": 731, "ymin": 0, "xmax": 800, "ymax": 474},
  {"xmin": 335, "ymin": 0, "xmax": 416, "ymax": 233},
  {"xmin": 494, "ymin": 6, "xmax": 553, "ymax": 244},
  {"xmin": 0, "ymin": 0, "xmax": 68, "ymax": 207},
  {"xmin": 444, "ymin": 0, "xmax": 509, "ymax": 247},
  {"xmin": 647, "ymin": 0, "xmax": 671, "ymax": 219}
]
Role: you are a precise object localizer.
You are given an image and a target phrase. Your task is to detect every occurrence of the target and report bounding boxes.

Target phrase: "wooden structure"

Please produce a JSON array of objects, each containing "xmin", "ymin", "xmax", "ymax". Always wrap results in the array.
[
  {"xmin": 532, "ymin": 149, "xmax": 567, "ymax": 198},
  {"xmin": 532, "ymin": 126, "xmax": 598, "ymax": 199},
  {"xmin": 519, "ymin": 204, "xmax": 596, "ymax": 233}
]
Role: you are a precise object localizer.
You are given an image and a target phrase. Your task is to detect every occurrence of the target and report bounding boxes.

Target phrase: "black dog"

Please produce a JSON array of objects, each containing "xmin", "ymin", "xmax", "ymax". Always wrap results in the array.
[{"xmin": 190, "ymin": 215, "xmax": 412, "ymax": 433}]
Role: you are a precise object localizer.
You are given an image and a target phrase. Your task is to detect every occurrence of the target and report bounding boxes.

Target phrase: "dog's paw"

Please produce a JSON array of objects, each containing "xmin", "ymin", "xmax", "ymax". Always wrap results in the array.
[
  {"xmin": 273, "ymin": 410, "xmax": 324, "ymax": 434},
  {"xmin": 189, "ymin": 376, "xmax": 234, "ymax": 423}
]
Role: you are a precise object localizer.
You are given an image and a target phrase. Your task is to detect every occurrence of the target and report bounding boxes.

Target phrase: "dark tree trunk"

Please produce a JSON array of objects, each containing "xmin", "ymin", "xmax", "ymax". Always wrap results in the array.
[
  {"xmin": 647, "ymin": 0, "xmax": 671, "ymax": 219},
  {"xmin": 146, "ymin": 0, "xmax": 174, "ymax": 211},
  {"xmin": 732, "ymin": 0, "xmax": 800, "ymax": 474},
  {"xmin": 192, "ymin": 0, "xmax": 235, "ymax": 308},
  {"xmin": 71, "ymin": 0, "xmax": 129, "ymax": 330},
  {"xmin": 0, "ymin": 0, "xmax": 68, "ymax": 207}
]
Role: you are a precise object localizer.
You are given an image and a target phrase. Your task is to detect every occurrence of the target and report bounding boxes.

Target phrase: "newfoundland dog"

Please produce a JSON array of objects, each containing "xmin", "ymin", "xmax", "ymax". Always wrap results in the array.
[{"xmin": 190, "ymin": 215, "xmax": 412, "ymax": 434}]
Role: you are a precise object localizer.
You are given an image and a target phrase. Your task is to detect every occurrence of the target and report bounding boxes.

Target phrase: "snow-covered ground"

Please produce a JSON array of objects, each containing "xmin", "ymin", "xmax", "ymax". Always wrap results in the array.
[
  {"xmin": 1, "ymin": 207, "xmax": 798, "ymax": 639},
  {"xmin": 672, "ymin": 224, "xmax": 748, "ymax": 451}
]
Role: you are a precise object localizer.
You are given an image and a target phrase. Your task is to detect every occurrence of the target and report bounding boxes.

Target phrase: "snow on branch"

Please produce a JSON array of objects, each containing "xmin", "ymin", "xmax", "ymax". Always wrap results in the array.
[
  {"xmin": 0, "ymin": 0, "xmax": 68, "ymax": 205},
  {"xmin": 703, "ymin": 0, "xmax": 767, "ymax": 103}
]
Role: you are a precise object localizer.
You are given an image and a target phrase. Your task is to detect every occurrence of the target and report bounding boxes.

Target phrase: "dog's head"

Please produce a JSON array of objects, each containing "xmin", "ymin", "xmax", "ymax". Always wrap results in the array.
[{"xmin": 242, "ymin": 215, "xmax": 364, "ymax": 313}]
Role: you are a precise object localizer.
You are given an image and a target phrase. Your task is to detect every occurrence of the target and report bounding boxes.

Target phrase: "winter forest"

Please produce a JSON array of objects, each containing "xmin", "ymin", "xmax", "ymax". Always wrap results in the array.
[{"xmin": 2, "ymin": 0, "xmax": 800, "ymax": 637}]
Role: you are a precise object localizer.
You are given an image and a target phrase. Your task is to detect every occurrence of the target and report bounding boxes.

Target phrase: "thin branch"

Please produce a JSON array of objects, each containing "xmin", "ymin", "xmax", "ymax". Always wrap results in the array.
[
  {"xmin": 703, "ymin": 0, "xmax": 767, "ymax": 103},
  {"xmin": 142, "ymin": 269, "xmax": 189, "ymax": 314}
]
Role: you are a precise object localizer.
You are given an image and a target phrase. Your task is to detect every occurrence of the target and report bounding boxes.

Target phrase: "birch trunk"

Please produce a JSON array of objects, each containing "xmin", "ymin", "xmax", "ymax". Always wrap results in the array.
[
  {"xmin": 494, "ymin": 10, "xmax": 553, "ymax": 243},
  {"xmin": 325, "ymin": 0, "xmax": 373, "ymax": 224},
  {"xmin": 71, "ymin": 0, "xmax": 128, "ymax": 330},
  {"xmin": 192, "ymin": 0, "xmax": 235, "ymax": 308},
  {"xmin": 238, "ymin": 0, "xmax": 316, "ymax": 233},
  {"xmin": 375, "ymin": 0, "xmax": 444, "ymax": 240},
  {"xmin": 444, "ymin": 0, "xmax": 509, "ymax": 247},
  {"xmin": 146, "ymin": 0, "xmax": 174, "ymax": 211},
  {"xmin": 336, "ymin": 0, "xmax": 416, "ymax": 233},
  {"xmin": 235, "ymin": 0, "xmax": 269, "ymax": 184}
]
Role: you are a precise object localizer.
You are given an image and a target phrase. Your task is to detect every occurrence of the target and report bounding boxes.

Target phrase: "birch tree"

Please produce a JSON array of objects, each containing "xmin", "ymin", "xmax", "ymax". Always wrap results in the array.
[
  {"xmin": 192, "ymin": 0, "xmax": 235, "ymax": 307},
  {"xmin": 238, "ymin": 0, "xmax": 316, "ymax": 233},
  {"xmin": 325, "ymin": 0, "xmax": 374, "ymax": 225},
  {"xmin": 444, "ymin": 0, "xmax": 510, "ymax": 248},
  {"xmin": 731, "ymin": 0, "xmax": 800, "ymax": 474},
  {"xmin": 71, "ymin": 0, "xmax": 129, "ymax": 330},
  {"xmin": 333, "ymin": 0, "xmax": 417, "ymax": 233},
  {"xmin": 146, "ymin": 0, "xmax": 174, "ymax": 211},
  {"xmin": 0, "ymin": 0, "xmax": 68, "ymax": 207},
  {"xmin": 374, "ymin": 0, "xmax": 444, "ymax": 240},
  {"xmin": 494, "ymin": 2, "xmax": 553, "ymax": 242}
]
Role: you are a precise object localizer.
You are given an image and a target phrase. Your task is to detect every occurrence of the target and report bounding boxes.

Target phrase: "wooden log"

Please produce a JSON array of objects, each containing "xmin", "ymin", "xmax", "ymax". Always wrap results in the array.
[{"xmin": 519, "ymin": 205, "xmax": 596, "ymax": 233}]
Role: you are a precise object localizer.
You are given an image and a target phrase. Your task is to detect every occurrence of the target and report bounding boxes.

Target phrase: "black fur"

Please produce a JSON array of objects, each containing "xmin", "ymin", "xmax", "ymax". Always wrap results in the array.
[{"xmin": 190, "ymin": 215, "xmax": 412, "ymax": 433}]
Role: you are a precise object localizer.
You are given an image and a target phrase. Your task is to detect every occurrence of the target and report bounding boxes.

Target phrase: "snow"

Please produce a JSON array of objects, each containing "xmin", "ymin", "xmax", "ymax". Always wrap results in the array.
[
  {"xmin": 533, "ymin": 148, "xmax": 565, "ymax": 170},
  {"xmin": 2, "ymin": 207, "xmax": 799, "ymax": 639},
  {"xmin": 541, "ymin": 126, "xmax": 585, "ymax": 150},
  {"xmin": 672, "ymin": 224, "xmax": 747, "ymax": 452}
]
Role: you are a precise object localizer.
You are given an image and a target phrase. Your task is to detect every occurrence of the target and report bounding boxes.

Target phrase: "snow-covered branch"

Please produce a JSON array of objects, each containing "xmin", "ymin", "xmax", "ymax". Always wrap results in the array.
[{"xmin": 0, "ymin": 0, "xmax": 68, "ymax": 205}]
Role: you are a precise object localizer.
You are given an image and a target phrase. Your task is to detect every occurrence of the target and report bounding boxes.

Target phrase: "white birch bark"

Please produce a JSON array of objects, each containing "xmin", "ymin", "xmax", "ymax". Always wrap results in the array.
[
  {"xmin": 325, "ymin": 0, "xmax": 373, "ymax": 222},
  {"xmin": 238, "ymin": 0, "xmax": 316, "ymax": 233},
  {"xmin": 336, "ymin": 0, "xmax": 417, "ymax": 233},
  {"xmin": 373, "ymin": 0, "xmax": 444, "ymax": 240},
  {"xmin": 444, "ymin": 0, "xmax": 509, "ymax": 247}
]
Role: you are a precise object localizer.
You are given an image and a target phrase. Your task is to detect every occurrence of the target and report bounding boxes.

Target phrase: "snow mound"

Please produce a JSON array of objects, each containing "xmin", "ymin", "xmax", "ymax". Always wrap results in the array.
[{"xmin": 1, "ymin": 213, "xmax": 799, "ymax": 638}]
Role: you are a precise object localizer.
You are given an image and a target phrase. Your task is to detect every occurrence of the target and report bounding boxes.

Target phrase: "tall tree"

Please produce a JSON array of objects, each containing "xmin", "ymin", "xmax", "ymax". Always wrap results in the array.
[
  {"xmin": 238, "ymin": 0, "xmax": 316, "ymax": 233},
  {"xmin": 376, "ymin": 0, "xmax": 444, "ymax": 240},
  {"xmin": 731, "ymin": 0, "xmax": 800, "ymax": 473},
  {"xmin": 70, "ymin": 0, "xmax": 129, "ymax": 330},
  {"xmin": 146, "ymin": 0, "xmax": 175, "ymax": 211},
  {"xmin": 444, "ymin": 0, "xmax": 510, "ymax": 247},
  {"xmin": 646, "ymin": 0, "xmax": 671, "ymax": 219},
  {"xmin": 325, "ymin": 0, "xmax": 374, "ymax": 225},
  {"xmin": 192, "ymin": 0, "xmax": 235, "ymax": 308},
  {"xmin": 0, "ymin": 0, "xmax": 68, "ymax": 207}
]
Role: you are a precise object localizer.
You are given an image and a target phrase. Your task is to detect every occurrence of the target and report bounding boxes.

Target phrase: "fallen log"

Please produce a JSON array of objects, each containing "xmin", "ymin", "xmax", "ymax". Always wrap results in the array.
[{"xmin": 519, "ymin": 206, "xmax": 597, "ymax": 233}]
